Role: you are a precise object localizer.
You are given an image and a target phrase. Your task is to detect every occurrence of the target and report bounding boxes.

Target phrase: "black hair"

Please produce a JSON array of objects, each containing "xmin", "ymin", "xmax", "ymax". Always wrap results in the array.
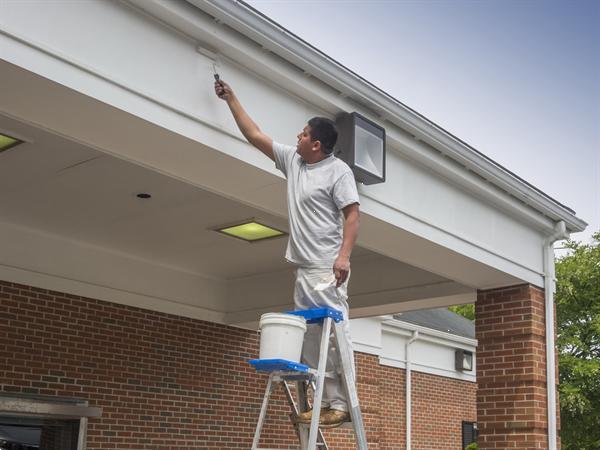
[{"xmin": 307, "ymin": 117, "xmax": 338, "ymax": 154}]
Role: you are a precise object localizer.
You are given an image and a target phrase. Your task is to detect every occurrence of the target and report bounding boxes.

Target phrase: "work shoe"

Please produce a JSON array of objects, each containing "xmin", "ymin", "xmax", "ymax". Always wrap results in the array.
[
  {"xmin": 319, "ymin": 408, "xmax": 350, "ymax": 429},
  {"xmin": 296, "ymin": 407, "xmax": 329, "ymax": 424}
]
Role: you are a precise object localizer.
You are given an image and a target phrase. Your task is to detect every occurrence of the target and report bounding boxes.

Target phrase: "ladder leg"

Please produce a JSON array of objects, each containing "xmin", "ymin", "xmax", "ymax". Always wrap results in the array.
[
  {"xmin": 296, "ymin": 380, "xmax": 310, "ymax": 449},
  {"xmin": 308, "ymin": 317, "xmax": 332, "ymax": 450},
  {"xmin": 252, "ymin": 373, "xmax": 275, "ymax": 450},
  {"xmin": 283, "ymin": 381, "xmax": 303, "ymax": 445},
  {"xmin": 333, "ymin": 321, "xmax": 368, "ymax": 450},
  {"xmin": 297, "ymin": 380, "xmax": 309, "ymax": 413},
  {"xmin": 280, "ymin": 377, "xmax": 331, "ymax": 450},
  {"xmin": 311, "ymin": 381, "xmax": 330, "ymax": 450}
]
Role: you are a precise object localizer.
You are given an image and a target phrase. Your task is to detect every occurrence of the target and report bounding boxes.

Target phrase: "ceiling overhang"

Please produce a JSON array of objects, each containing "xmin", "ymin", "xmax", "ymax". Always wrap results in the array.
[{"xmin": 1, "ymin": 0, "xmax": 582, "ymax": 326}]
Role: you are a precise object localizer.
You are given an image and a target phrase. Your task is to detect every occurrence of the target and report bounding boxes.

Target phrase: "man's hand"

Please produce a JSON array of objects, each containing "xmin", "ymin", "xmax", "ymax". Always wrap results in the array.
[
  {"xmin": 333, "ymin": 254, "xmax": 350, "ymax": 288},
  {"xmin": 214, "ymin": 79, "xmax": 233, "ymax": 101}
]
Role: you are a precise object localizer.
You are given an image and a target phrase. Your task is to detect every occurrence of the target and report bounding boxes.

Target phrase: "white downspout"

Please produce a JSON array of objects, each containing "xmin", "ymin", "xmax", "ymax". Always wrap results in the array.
[
  {"xmin": 544, "ymin": 220, "xmax": 568, "ymax": 450},
  {"xmin": 406, "ymin": 330, "xmax": 419, "ymax": 450}
]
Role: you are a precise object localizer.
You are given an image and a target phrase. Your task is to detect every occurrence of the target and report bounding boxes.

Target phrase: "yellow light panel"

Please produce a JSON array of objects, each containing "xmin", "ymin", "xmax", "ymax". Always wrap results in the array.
[
  {"xmin": 0, "ymin": 133, "xmax": 22, "ymax": 152},
  {"xmin": 218, "ymin": 221, "xmax": 285, "ymax": 242}
]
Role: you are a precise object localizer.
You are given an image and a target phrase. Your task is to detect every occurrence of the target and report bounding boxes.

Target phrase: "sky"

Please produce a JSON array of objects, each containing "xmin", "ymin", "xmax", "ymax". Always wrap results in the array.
[{"xmin": 246, "ymin": 0, "xmax": 600, "ymax": 245}]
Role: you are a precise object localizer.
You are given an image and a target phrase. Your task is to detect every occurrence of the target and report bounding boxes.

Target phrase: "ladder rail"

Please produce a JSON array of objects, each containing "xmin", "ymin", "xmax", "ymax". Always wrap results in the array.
[
  {"xmin": 306, "ymin": 316, "xmax": 332, "ymax": 450},
  {"xmin": 282, "ymin": 381, "xmax": 302, "ymax": 444},
  {"xmin": 333, "ymin": 321, "xmax": 368, "ymax": 450},
  {"xmin": 252, "ymin": 375, "xmax": 275, "ymax": 450}
]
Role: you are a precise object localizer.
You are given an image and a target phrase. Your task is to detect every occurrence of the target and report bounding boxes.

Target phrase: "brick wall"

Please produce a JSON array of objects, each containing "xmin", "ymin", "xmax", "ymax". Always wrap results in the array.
[
  {"xmin": 1, "ymin": 280, "xmax": 476, "ymax": 449},
  {"xmin": 476, "ymin": 284, "xmax": 559, "ymax": 450}
]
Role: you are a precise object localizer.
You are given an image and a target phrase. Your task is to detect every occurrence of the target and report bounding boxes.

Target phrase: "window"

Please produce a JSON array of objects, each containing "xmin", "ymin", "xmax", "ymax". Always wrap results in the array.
[
  {"xmin": 0, "ymin": 417, "xmax": 80, "ymax": 450},
  {"xmin": 0, "ymin": 395, "xmax": 101, "ymax": 450},
  {"xmin": 462, "ymin": 421, "xmax": 478, "ymax": 449}
]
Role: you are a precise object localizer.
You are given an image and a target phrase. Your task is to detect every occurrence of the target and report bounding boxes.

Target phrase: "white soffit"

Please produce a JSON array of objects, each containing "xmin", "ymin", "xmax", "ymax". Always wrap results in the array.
[{"xmin": 179, "ymin": 0, "xmax": 587, "ymax": 234}]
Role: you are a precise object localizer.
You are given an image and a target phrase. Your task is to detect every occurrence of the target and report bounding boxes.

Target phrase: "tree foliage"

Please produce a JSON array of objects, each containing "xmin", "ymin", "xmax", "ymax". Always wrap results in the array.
[
  {"xmin": 448, "ymin": 303, "xmax": 475, "ymax": 321},
  {"xmin": 556, "ymin": 231, "xmax": 600, "ymax": 450}
]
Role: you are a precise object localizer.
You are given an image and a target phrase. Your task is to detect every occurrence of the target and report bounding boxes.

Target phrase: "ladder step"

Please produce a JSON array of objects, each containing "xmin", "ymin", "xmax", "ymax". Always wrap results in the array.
[
  {"xmin": 249, "ymin": 358, "xmax": 309, "ymax": 373},
  {"xmin": 297, "ymin": 421, "xmax": 353, "ymax": 429},
  {"xmin": 286, "ymin": 307, "xmax": 343, "ymax": 324}
]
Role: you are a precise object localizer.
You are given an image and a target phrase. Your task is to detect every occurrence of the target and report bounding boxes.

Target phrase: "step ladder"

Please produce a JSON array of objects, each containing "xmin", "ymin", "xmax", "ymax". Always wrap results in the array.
[{"xmin": 248, "ymin": 307, "xmax": 368, "ymax": 450}]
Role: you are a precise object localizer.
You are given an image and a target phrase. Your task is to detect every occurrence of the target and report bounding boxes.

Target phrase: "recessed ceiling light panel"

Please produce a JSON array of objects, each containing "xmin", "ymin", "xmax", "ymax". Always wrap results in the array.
[
  {"xmin": 215, "ymin": 220, "xmax": 286, "ymax": 243},
  {"xmin": 0, "ymin": 133, "xmax": 23, "ymax": 153}
]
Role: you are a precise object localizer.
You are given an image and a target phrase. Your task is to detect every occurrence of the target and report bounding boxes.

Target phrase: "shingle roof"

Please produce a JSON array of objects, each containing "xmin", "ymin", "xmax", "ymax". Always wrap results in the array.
[{"xmin": 393, "ymin": 308, "xmax": 475, "ymax": 339}]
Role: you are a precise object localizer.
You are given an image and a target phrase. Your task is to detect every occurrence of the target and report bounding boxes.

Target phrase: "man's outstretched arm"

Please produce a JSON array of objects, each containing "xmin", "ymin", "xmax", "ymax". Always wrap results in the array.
[
  {"xmin": 214, "ymin": 80, "xmax": 274, "ymax": 161},
  {"xmin": 334, "ymin": 202, "xmax": 360, "ymax": 287}
]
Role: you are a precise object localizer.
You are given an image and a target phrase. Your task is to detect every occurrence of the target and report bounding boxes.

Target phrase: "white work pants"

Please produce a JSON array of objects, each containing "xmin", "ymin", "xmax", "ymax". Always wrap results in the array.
[{"xmin": 293, "ymin": 267, "xmax": 354, "ymax": 412}]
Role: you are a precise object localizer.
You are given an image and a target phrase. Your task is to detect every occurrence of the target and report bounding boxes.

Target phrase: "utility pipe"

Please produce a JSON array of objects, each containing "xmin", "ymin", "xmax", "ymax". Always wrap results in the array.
[
  {"xmin": 405, "ymin": 330, "xmax": 419, "ymax": 450},
  {"xmin": 543, "ymin": 221, "xmax": 568, "ymax": 450}
]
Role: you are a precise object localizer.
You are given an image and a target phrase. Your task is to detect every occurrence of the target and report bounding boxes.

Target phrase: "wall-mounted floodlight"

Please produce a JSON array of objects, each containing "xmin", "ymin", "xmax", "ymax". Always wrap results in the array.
[
  {"xmin": 455, "ymin": 349, "xmax": 474, "ymax": 371},
  {"xmin": 335, "ymin": 112, "xmax": 385, "ymax": 185}
]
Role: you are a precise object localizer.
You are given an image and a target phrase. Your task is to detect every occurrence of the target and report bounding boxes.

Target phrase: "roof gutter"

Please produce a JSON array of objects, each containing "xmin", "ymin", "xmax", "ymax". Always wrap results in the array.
[{"xmin": 186, "ymin": 0, "xmax": 587, "ymax": 233}]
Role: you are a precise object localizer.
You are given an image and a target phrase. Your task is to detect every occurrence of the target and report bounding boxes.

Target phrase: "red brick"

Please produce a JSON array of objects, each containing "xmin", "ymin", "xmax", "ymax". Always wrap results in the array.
[
  {"xmin": 476, "ymin": 284, "xmax": 559, "ymax": 450},
  {"xmin": 2, "ymin": 279, "xmax": 476, "ymax": 449}
]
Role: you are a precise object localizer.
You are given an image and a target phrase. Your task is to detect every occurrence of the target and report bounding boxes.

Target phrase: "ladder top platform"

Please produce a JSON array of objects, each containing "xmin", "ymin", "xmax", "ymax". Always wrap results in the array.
[
  {"xmin": 249, "ymin": 359, "xmax": 310, "ymax": 373},
  {"xmin": 286, "ymin": 307, "xmax": 343, "ymax": 323}
]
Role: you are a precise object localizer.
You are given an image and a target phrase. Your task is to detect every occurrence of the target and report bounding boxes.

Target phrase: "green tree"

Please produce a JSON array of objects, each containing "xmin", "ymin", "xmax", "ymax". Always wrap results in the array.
[
  {"xmin": 556, "ymin": 231, "xmax": 600, "ymax": 450},
  {"xmin": 448, "ymin": 303, "xmax": 475, "ymax": 321}
]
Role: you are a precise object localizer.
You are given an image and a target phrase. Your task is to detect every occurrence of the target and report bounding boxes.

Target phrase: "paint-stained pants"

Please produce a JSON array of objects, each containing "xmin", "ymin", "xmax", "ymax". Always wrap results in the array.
[{"xmin": 293, "ymin": 267, "xmax": 354, "ymax": 412}]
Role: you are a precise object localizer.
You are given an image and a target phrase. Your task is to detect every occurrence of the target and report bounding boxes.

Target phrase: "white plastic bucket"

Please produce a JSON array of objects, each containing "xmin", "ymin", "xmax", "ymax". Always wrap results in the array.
[{"xmin": 259, "ymin": 313, "xmax": 307, "ymax": 362}]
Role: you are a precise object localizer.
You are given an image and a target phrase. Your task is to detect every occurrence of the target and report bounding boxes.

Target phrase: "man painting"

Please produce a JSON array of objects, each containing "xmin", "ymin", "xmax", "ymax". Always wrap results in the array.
[{"xmin": 215, "ymin": 80, "xmax": 360, "ymax": 428}]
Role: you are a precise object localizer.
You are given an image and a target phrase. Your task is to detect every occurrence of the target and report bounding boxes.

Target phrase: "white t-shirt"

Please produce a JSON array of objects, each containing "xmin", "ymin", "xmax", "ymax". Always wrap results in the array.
[{"xmin": 273, "ymin": 142, "xmax": 360, "ymax": 268}]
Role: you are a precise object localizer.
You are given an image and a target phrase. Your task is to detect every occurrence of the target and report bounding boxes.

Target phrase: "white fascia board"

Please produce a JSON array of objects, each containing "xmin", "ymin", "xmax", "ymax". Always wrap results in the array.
[
  {"xmin": 379, "ymin": 356, "xmax": 477, "ymax": 383},
  {"xmin": 382, "ymin": 319, "xmax": 478, "ymax": 349},
  {"xmin": 184, "ymin": 0, "xmax": 587, "ymax": 234},
  {"xmin": 353, "ymin": 341, "xmax": 383, "ymax": 356}
]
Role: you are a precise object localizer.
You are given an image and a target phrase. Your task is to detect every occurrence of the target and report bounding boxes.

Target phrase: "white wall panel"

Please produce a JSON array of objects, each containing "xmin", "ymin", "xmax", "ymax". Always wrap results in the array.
[
  {"xmin": 349, "ymin": 317, "xmax": 383, "ymax": 355},
  {"xmin": 357, "ymin": 317, "xmax": 476, "ymax": 383},
  {"xmin": 361, "ymin": 149, "xmax": 546, "ymax": 274}
]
